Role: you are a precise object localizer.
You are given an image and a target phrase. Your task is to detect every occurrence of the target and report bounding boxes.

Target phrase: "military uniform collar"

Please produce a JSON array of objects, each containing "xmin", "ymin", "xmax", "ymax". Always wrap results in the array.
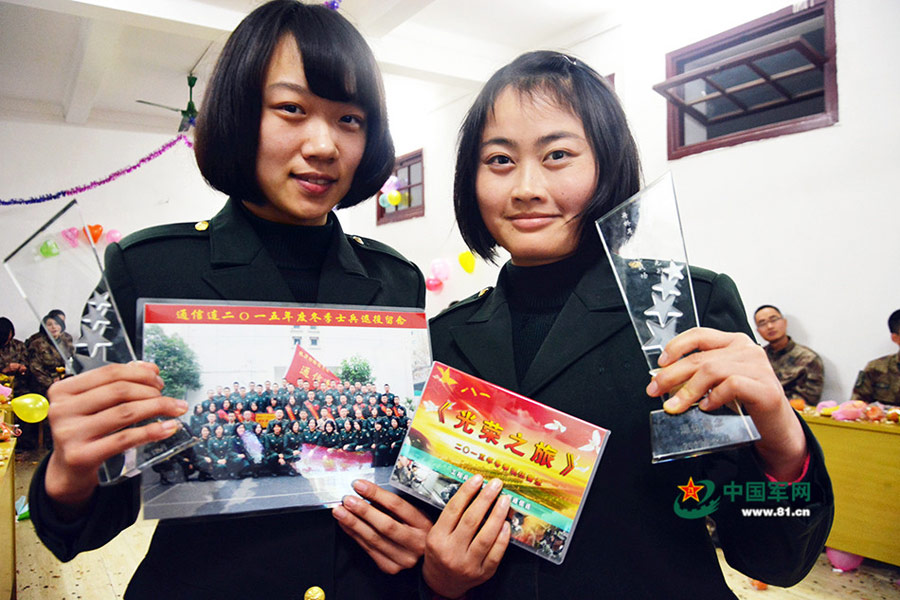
[
  {"xmin": 203, "ymin": 199, "xmax": 381, "ymax": 304},
  {"xmin": 768, "ymin": 336, "xmax": 796, "ymax": 357},
  {"xmin": 454, "ymin": 252, "xmax": 630, "ymax": 395}
]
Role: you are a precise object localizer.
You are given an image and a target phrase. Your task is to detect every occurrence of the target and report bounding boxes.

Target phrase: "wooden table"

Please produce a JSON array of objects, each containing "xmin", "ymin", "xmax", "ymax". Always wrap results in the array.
[
  {"xmin": 0, "ymin": 437, "xmax": 15, "ymax": 600},
  {"xmin": 802, "ymin": 414, "xmax": 900, "ymax": 566}
]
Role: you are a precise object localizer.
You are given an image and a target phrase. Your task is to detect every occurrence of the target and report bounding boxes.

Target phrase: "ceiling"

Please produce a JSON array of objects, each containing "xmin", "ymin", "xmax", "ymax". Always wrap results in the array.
[{"xmin": 0, "ymin": 0, "xmax": 622, "ymax": 133}]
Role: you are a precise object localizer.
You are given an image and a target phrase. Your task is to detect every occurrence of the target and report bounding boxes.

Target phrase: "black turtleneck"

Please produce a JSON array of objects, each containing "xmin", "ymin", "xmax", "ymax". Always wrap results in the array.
[
  {"xmin": 503, "ymin": 248, "xmax": 596, "ymax": 384},
  {"xmin": 239, "ymin": 202, "xmax": 334, "ymax": 302}
]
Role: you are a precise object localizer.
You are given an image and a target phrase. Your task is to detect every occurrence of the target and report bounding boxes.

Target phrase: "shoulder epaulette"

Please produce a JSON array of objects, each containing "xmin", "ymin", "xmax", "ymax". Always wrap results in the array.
[
  {"xmin": 345, "ymin": 234, "xmax": 417, "ymax": 267},
  {"xmin": 117, "ymin": 221, "xmax": 208, "ymax": 250},
  {"xmin": 433, "ymin": 287, "xmax": 493, "ymax": 319},
  {"xmin": 687, "ymin": 265, "xmax": 717, "ymax": 285}
]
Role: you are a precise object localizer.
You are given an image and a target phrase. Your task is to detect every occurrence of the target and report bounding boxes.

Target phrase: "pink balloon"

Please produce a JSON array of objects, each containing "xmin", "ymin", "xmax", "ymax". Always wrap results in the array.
[
  {"xmin": 430, "ymin": 258, "xmax": 451, "ymax": 282},
  {"xmin": 425, "ymin": 277, "xmax": 443, "ymax": 292},
  {"xmin": 825, "ymin": 547, "xmax": 863, "ymax": 571},
  {"xmin": 106, "ymin": 229, "xmax": 123, "ymax": 243}
]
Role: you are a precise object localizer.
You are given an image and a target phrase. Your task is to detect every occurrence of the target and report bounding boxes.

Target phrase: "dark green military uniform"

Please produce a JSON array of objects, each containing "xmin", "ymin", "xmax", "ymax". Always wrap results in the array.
[
  {"xmin": 29, "ymin": 198, "xmax": 425, "ymax": 600},
  {"xmin": 262, "ymin": 429, "xmax": 292, "ymax": 475},
  {"xmin": 207, "ymin": 432, "xmax": 231, "ymax": 480},
  {"xmin": 764, "ymin": 337, "xmax": 825, "ymax": 404},
  {"xmin": 301, "ymin": 426, "xmax": 321, "ymax": 446},
  {"xmin": 227, "ymin": 435, "xmax": 252, "ymax": 478},
  {"xmin": 851, "ymin": 352, "xmax": 900, "ymax": 405},
  {"xmin": 429, "ymin": 259, "xmax": 834, "ymax": 598}
]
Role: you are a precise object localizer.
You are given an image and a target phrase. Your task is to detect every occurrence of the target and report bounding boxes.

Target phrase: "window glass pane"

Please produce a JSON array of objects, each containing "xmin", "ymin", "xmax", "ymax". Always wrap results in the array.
[
  {"xmin": 707, "ymin": 65, "xmax": 757, "ymax": 90},
  {"xmin": 732, "ymin": 84, "xmax": 783, "ymax": 109},
  {"xmin": 754, "ymin": 49, "xmax": 811, "ymax": 77},
  {"xmin": 409, "ymin": 161, "xmax": 423, "ymax": 185},
  {"xmin": 778, "ymin": 70, "xmax": 824, "ymax": 97},
  {"xmin": 682, "ymin": 79, "xmax": 715, "ymax": 104},
  {"xmin": 410, "ymin": 186, "xmax": 423, "ymax": 207},
  {"xmin": 396, "ymin": 166, "xmax": 409, "ymax": 185},
  {"xmin": 694, "ymin": 96, "xmax": 739, "ymax": 119}
]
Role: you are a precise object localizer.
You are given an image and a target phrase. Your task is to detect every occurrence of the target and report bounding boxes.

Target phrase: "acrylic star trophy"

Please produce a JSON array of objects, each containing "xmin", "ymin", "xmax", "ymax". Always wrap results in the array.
[
  {"xmin": 4, "ymin": 199, "xmax": 196, "ymax": 484},
  {"xmin": 595, "ymin": 173, "xmax": 760, "ymax": 463}
]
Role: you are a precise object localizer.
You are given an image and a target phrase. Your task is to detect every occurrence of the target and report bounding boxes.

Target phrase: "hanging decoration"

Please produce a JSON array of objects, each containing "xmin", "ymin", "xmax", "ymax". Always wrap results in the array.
[
  {"xmin": 378, "ymin": 175, "xmax": 404, "ymax": 208},
  {"xmin": 429, "ymin": 258, "xmax": 451, "ymax": 282},
  {"xmin": 0, "ymin": 134, "xmax": 193, "ymax": 206}
]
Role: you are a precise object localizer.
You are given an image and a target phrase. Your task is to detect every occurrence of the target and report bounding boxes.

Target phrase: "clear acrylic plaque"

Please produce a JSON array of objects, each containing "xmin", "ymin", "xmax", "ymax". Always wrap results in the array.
[
  {"xmin": 4, "ymin": 199, "xmax": 196, "ymax": 484},
  {"xmin": 595, "ymin": 173, "xmax": 760, "ymax": 463}
]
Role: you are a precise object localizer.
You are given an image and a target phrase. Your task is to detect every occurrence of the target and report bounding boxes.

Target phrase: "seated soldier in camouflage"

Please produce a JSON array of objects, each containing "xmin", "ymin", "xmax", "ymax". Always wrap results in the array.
[
  {"xmin": 755, "ymin": 305, "xmax": 825, "ymax": 404},
  {"xmin": 851, "ymin": 309, "xmax": 900, "ymax": 406}
]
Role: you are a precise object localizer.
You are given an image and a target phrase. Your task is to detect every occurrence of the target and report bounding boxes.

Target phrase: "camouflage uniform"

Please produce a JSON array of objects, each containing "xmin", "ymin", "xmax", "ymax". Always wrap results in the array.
[
  {"xmin": 27, "ymin": 333, "xmax": 74, "ymax": 396},
  {"xmin": 765, "ymin": 337, "xmax": 825, "ymax": 404},
  {"xmin": 0, "ymin": 337, "xmax": 30, "ymax": 396},
  {"xmin": 851, "ymin": 352, "xmax": 900, "ymax": 405}
]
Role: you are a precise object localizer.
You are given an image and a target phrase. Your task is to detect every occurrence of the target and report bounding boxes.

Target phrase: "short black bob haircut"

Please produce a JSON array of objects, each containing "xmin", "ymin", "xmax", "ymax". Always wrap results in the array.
[
  {"xmin": 194, "ymin": 0, "xmax": 394, "ymax": 209},
  {"xmin": 453, "ymin": 50, "xmax": 641, "ymax": 262}
]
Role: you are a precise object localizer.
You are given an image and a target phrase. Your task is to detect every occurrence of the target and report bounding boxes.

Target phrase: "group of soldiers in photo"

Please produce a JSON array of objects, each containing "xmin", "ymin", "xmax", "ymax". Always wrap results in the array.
[{"xmin": 154, "ymin": 377, "xmax": 411, "ymax": 484}]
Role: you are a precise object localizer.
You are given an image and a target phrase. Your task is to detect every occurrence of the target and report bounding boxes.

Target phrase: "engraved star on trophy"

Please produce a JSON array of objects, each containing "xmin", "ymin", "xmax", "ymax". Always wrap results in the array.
[
  {"xmin": 595, "ymin": 173, "xmax": 760, "ymax": 463},
  {"xmin": 4, "ymin": 199, "xmax": 196, "ymax": 484}
]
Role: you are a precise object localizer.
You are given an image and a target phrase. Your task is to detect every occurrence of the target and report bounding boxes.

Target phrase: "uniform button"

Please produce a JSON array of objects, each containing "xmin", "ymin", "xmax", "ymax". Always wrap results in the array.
[
  {"xmin": 195, "ymin": 220, "xmax": 209, "ymax": 231},
  {"xmin": 304, "ymin": 586, "xmax": 325, "ymax": 600},
  {"xmin": 478, "ymin": 287, "xmax": 491, "ymax": 297},
  {"xmin": 352, "ymin": 236, "xmax": 364, "ymax": 245}
]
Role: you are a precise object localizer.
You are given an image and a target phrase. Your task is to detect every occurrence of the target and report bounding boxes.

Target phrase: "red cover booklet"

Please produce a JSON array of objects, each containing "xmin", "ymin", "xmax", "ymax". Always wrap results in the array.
[{"xmin": 391, "ymin": 362, "xmax": 610, "ymax": 564}]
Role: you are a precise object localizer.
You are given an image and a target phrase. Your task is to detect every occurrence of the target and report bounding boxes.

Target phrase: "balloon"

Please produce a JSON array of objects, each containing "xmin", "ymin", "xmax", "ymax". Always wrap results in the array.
[
  {"xmin": 386, "ymin": 190, "xmax": 402, "ymax": 206},
  {"xmin": 10, "ymin": 393, "xmax": 49, "ymax": 423},
  {"xmin": 381, "ymin": 175, "xmax": 400, "ymax": 193},
  {"xmin": 61, "ymin": 227, "xmax": 80, "ymax": 248},
  {"xmin": 458, "ymin": 251, "xmax": 476, "ymax": 274},
  {"xmin": 39, "ymin": 239, "xmax": 60, "ymax": 257},
  {"xmin": 0, "ymin": 384, "xmax": 11, "ymax": 399},
  {"xmin": 378, "ymin": 193, "xmax": 389, "ymax": 208},
  {"xmin": 430, "ymin": 258, "xmax": 451, "ymax": 282},
  {"xmin": 425, "ymin": 278, "xmax": 443, "ymax": 292},
  {"xmin": 825, "ymin": 547, "xmax": 863, "ymax": 571},
  {"xmin": 106, "ymin": 229, "xmax": 123, "ymax": 244},
  {"xmin": 83, "ymin": 224, "xmax": 103, "ymax": 244}
]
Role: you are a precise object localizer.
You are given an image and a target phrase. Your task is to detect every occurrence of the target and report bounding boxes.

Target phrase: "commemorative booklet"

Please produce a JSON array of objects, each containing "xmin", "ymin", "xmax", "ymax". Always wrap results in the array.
[
  {"xmin": 390, "ymin": 362, "xmax": 611, "ymax": 564},
  {"xmin": 137, "ymin": 299, "xmax": 430, "ymax": 520}
]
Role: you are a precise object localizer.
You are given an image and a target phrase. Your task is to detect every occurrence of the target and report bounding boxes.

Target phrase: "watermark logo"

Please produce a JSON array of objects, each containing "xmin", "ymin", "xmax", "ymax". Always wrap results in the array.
[
  {"xmin": 673, "ymin": 476, "xmax": 719, "ymax": 519},
  {"xmin": 673, "ymin": 477, "xmax": 812, "ymax": 519}
]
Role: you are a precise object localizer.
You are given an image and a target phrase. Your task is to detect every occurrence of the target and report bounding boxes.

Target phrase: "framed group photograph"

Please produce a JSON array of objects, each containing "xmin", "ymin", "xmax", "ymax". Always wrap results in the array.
[{"xmin": 137, "ymin": 299, "xmax": 430, "ymax": 520}]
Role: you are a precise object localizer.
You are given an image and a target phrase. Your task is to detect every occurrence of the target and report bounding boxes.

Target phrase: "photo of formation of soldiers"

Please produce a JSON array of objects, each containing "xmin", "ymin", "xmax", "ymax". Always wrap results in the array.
[{"xmin": 154, "ymin": 377, "xmax": 410, "ymax": 485}]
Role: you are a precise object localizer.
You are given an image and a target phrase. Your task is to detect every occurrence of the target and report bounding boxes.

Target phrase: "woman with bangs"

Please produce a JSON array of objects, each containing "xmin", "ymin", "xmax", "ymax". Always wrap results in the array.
[
  {"xmin": 29, "ymin": 2, "xmax": 431, "ymax": 598},
  {"xmin": 423, "ymin": 51, "xmax": 834, "ymax": 599}
]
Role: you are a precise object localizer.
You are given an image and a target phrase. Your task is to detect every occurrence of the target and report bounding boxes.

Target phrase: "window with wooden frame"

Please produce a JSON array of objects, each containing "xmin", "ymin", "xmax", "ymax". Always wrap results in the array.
[
  {"xmin": 653, "ymin": 0, "xmax": 836, "ymax": 160},
  {"xmin": 376, "ymin": 149, "xmax": 424, "ymax": 225}
]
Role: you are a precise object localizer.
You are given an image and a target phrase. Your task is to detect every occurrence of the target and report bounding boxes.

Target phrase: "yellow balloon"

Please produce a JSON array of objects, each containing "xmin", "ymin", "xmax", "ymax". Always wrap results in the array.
[
  {"xmin": 304, "ymin": 586, "xmax": 325, "ymax": 600},
  {"xmin": 458, "ymin": 250, "xmax": 476, "ymax": 274},
  {"xmin": 386, "ymin": 190, "xmax": 402, "ymax": 206},
  {"xmin": 10, "ymin": 393, "xmax": 49, "ymax": 423}
]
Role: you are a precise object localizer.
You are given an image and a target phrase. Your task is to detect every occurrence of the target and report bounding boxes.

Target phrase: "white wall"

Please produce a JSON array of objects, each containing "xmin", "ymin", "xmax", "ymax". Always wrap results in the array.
[
  {"xmin": 0, "ymin": 120, "xmax": 227, "ymax": 338},
  {"xmin": 2, "ymin": 1, "xmax": 897, "ymax": 403},
  {"xmin": 566, "ymin": 0, "xmax": 900, "ymax": 402}
]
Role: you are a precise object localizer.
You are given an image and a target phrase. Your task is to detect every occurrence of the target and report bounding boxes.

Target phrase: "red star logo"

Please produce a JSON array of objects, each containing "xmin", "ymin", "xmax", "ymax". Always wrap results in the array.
[{"xmin": 678, "ymin": 477, "xmax": 704, "ymax": 503}]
